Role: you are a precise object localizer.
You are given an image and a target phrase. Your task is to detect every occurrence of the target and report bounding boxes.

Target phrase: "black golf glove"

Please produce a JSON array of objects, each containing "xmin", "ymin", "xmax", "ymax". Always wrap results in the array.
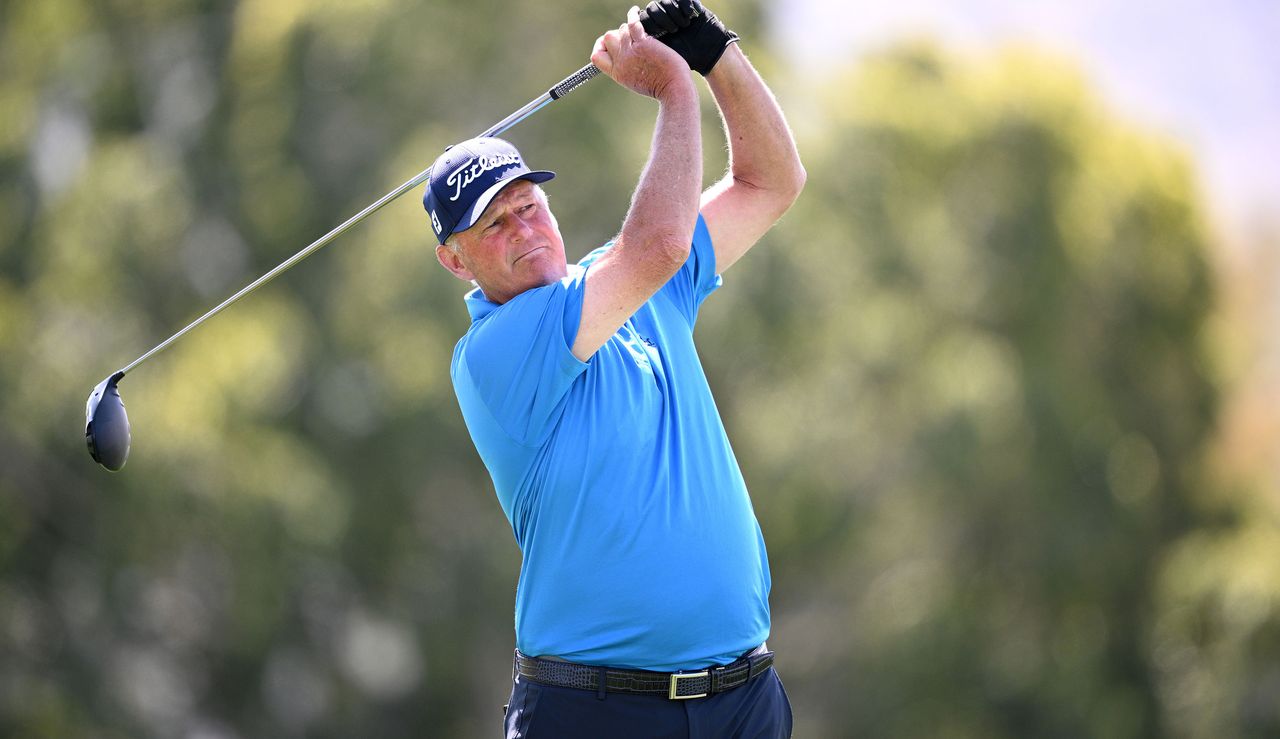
[{"xmin": 639, "ymin": 0, "xmax": 739, "ymax": 76}]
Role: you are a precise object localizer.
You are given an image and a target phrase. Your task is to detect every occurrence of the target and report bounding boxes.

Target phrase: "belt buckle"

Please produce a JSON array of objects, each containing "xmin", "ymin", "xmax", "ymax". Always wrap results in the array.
[{"xmin": 668, "ymin": 670, "xmax": 709, "ymax": 700}]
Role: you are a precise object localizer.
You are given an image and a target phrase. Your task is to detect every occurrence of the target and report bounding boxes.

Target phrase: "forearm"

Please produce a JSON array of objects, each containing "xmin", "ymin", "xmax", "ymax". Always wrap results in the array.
[
  {"xmin": 705, "ymin": 44, "xmax": 805, "ymax": 198},
  {"xmin": 618, "ymin": 83, "xmax": 703, "ymax": 260},
  {"xmin": 573, "ymin": 9, "xmax": 705, "ymax": 359}
]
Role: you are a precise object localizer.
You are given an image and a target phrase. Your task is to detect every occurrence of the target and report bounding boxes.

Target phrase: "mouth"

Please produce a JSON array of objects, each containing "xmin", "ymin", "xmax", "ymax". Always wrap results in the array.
[{"xmin": 514, "ymin": 245, "xmax": 548, "ymax": 264}]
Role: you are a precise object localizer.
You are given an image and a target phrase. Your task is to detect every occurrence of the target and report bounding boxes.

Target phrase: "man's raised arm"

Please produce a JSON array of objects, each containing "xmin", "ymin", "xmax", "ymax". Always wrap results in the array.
[
  {"xmin": 639, "ymin": 0, "xmax": 805, "ymax": 272},
  {"xmin": 571, "ymin": 9, "xmax": 704, "ymax": 361},
  {"xmin": 699, "ymin": 42, "xmax": 806, "ymax": 273}
]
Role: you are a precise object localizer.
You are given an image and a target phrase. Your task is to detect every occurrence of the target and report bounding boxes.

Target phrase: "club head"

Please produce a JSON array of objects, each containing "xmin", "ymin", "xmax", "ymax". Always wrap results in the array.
[{"xmin": 85, "ymin": 371, "xmax": 130, "ymax": 471}]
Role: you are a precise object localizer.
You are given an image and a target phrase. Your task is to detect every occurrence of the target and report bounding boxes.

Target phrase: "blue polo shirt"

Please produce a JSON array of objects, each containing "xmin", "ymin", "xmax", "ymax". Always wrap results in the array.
[{"xmin": 449, "ymin": 216, "xmax": 771, "ymax": 671}]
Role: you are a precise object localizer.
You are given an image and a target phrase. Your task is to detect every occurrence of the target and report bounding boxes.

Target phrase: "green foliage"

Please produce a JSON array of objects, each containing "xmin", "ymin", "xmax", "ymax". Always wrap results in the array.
[
  {"xmin": 0, "ymin": 2, "xmax": 1275, "ymax": 737},
  {"xmin": 697, "ymin": 43, "xmax": 1276, "ymax": 737}
]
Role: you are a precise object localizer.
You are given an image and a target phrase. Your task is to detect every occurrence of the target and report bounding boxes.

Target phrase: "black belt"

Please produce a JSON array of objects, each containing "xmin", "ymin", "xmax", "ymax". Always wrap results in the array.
[{"xmin": 514, "ymin": 646, "xmax": 775, "ymax": 700}]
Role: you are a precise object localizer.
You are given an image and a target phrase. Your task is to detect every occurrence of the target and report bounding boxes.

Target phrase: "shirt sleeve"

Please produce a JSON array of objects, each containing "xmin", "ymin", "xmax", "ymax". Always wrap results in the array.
[
  {"xmin": 455, "ymin": 273, "xmax": 589, "ymax": 446},
  {"xmin": 658, "ymin": 213, "xmax": 722, "ymax": 326}
]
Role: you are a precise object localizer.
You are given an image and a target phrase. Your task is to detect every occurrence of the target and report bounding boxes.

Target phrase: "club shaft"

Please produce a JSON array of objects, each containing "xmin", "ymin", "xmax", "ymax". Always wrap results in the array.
[{"xmin": 118, "ymin": 63, "xmax": 602, "ymax": 377}]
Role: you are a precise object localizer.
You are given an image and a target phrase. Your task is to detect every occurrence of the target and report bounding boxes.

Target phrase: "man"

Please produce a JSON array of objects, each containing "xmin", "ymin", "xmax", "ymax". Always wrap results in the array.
[{"xmin": 425, "ymin": 2, "xmax": 804, "ymax": 736}]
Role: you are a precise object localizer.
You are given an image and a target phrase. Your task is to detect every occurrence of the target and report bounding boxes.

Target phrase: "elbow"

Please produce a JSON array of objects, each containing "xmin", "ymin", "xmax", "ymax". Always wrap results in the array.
[
  {"xmin": 739, "ymin": 156, "xmax": 806, "ymax": 212},
  {"xmin": 646, "ymin": 223, "xmax": 695, "ymax": 277},
  {"xmin": 654, "ymin": 229, "xmax": 694, "ymax": 269},
  {"xmin": 632, "ymin": 235, "xmax": 691, "ymax": 287},
  {"xmin": 781, "ymin": 145, "xmax": 807, "ymax": 200},
  {"xmin": 781, "ymin": 160, "xmax": 807, "ymax": 205},
  {"xmin": 755, "ymin": 159, "xmax": 806, "ymax": 218},
  {"xmin": 619, "ymin": 225, "xmax": 693, "ymax": 277}
]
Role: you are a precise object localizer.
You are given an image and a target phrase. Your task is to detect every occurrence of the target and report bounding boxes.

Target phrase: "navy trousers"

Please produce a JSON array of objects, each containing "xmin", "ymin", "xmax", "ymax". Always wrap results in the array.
[{"xmin": 502, "ymin": 666, "xmax": 793, "ymax": 738}]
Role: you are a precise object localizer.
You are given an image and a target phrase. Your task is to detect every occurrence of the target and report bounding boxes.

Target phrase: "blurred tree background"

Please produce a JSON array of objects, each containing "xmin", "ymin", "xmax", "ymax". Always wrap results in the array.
[{"xmin": 2, "ymin": 0, "xmax": 1277, "ymax": 737}]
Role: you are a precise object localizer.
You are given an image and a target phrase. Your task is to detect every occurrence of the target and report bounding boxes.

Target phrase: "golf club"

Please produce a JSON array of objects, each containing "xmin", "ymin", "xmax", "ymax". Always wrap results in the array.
[{"xmin": 84, "ymin": 61, "xmax": 610, "ymax": 471}]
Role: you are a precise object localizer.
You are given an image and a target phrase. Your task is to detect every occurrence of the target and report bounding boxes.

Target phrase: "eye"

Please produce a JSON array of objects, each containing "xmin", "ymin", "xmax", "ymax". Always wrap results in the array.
[{"xmin": 518, "ymin": 202, "xmax": 536, "ymax": 214}]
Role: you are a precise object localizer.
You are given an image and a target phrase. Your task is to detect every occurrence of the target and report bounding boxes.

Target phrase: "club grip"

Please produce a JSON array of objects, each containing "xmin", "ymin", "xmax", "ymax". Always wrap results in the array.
[
  {"xmin": 549, "ymin": 64, "xmax": 602, "ymax": 100},
  {"xmin": 547, "ymin": 8, "xmax": 700, "ymax": 101}
]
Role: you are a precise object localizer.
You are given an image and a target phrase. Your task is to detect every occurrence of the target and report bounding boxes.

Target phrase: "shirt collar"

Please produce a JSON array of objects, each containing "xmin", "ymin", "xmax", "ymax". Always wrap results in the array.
[
  {"xmin": 461, "ymin": 264, "xmax": 587, "ymax": 324},
  {"xmin": 463, "ymin": 286, "xmax": 499, "ymax": 323}
]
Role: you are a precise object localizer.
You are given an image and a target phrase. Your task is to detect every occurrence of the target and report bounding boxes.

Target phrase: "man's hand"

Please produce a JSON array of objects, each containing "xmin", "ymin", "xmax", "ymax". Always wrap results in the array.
[
  {"xmin": 638, "ymin": 0, "xmax": 738, "ymax": 76},
  {"xmin": 591, "ymin": 7, "xmax": 694, "ymax": 101}
]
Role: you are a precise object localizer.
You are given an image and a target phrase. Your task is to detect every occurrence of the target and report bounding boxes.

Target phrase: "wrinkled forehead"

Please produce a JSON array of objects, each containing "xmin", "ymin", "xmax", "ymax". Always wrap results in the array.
[
  {"xmin": 493, "ymin": 178, "xmax": 537, "ymax": 205},
  {"xmin": 477, "ymin": 179, "xmax": 540, "ymax": 221}
]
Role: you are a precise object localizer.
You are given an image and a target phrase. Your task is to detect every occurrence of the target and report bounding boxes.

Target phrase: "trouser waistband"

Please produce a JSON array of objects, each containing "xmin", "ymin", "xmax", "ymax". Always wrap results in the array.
[{"xmin": 513, "ymin": 646, "xmax": 775, "ymax": 700}]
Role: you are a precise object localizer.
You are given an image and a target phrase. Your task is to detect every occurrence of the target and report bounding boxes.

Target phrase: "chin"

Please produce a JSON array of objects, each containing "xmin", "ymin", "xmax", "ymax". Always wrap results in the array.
[
  {"xmin": 528, "ymin": 270, "xmax": 564, "ymax": 290},
  {"xmin": 527, "ymin": 254, "xmax": 568, "ymax": 283}
]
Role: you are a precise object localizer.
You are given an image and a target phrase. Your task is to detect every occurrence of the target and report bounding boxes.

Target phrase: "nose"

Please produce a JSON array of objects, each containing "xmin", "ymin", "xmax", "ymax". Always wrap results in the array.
[{"xmin": 511, "ymin": 213, "xmax": 535, "ymax": 242}]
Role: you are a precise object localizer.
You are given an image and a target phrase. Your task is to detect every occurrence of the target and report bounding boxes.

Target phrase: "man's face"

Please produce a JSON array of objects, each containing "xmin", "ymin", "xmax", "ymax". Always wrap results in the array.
[{"xmin": 435, "ymin": 180, "xmax": 567, "ymax": 305}]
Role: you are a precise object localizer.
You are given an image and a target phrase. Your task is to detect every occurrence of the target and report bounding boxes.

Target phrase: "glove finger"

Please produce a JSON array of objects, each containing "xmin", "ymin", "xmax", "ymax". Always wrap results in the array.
[
  {"xmin": 638, "ymin": 3, "xmax": 656, "ymax": 34},
  {"xmin": 676, "ymin": 0, "xmax": 697, "ymax": 26},
  {"xmin": 660, "ymin": 0, "xmax": 690, "ymax": 28},
  {"xmin": 638, "ymin": 2, "xmax": 659, "ymax": 34},
  {"xmin": 660, "ymin": 0, "xmax": 691, "ymax": 33},
  {"xmin": 660, "ymin": 0, "xmax": 693, "ymax": 30},
  {"xmin": 643, "ymin": 1, "xmax": 680, "ymax": 35}
]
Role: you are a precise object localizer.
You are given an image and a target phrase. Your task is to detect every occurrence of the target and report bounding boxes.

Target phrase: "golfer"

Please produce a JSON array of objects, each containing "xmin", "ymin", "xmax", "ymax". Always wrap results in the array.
[{"xmin": 425, "ymin": 2, "xmax": 804, "ymax": 736}]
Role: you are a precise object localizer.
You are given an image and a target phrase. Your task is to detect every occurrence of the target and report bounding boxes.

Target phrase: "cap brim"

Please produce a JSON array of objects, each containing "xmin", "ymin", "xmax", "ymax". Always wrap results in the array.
[{"xmin": 453, "ymin": 170, "xmax": 555, "ymax": 238}]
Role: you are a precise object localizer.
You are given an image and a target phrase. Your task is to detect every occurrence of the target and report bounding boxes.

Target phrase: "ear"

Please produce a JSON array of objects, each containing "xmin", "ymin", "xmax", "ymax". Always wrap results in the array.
[{"xmin": 435, "ymin": 243, "xmax": 475, "ymax": 282}]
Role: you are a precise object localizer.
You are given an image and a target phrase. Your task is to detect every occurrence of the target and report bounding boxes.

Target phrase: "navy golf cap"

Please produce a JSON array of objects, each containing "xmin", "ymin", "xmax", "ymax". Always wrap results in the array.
[{"xmin": 423, "ymin": 137, "xmax": 555, "ymax": 244}]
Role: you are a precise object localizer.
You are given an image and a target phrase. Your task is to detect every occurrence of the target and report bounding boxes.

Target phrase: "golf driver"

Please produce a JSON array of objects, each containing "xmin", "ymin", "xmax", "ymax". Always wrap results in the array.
[{"xmin": 84, "ymin": 60, "xmax": 610, "ymax": 471}]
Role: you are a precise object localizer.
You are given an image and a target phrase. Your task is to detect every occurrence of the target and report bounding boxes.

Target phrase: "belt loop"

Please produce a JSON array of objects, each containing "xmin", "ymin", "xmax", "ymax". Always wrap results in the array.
[{"xmin": 596, "ymin": 666, "xmax": 607, "ymax": 701}]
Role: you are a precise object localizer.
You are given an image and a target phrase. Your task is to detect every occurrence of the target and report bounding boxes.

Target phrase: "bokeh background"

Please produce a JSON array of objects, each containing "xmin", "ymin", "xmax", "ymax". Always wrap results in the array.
[{"xmin": 2, "ymin": 0, "xmax": 1277, "ymax": 736}]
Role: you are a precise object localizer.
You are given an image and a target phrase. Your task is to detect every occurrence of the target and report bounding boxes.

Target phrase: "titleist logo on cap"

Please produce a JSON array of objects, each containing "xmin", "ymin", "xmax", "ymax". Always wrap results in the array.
[{"xmin": 446, "ymin": 153, "xmax": 523, "ymax": 202}]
